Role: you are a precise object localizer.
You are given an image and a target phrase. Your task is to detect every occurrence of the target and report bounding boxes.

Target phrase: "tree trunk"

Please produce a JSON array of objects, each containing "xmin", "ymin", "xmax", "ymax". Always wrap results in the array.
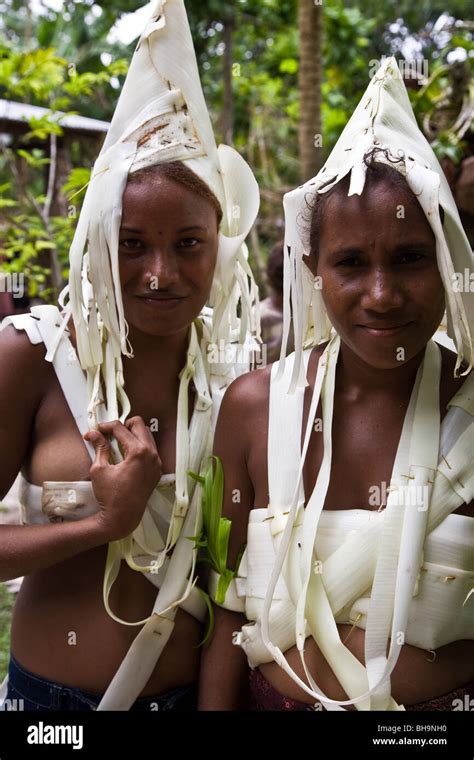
[
  {"xmin": 298, "ymin": 0, "xmax": 323, "ymax": 182},
  {"xmin": 23, "ymin": 0, "xmax": 33, "ymax": 47},
  {"xmin": 222, "ymin": 12, "xmax": 235, "ymax": 145},
  {"xmin": 51, "ymin": 136, "xmax": 73, "ymax": 217},
  {"xmin": 41, "ymin": 133, "xmax": 63, "ymax": 299}
]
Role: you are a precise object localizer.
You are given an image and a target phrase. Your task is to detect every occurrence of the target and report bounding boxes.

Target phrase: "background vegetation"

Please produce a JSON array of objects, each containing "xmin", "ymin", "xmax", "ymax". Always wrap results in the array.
[{"xmin": 0, "ymin": 0, "xmax": 472, "ymax": 299}]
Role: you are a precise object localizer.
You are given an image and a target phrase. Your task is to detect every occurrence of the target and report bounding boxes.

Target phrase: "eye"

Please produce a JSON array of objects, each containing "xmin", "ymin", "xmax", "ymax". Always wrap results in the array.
[
  {"xmin": 178, "ymin": 237, "xmax": 201, "ymax": 249},
  {"xmin": 119, "ymin": 238, "xmax": 144, "ymax": 252},
  {"xmin": 335, "ymin": 255, "xmax": 363, "ymax": 268},
  {"xmin": 398, "ymin": 251, "xmax": 426, "ymax": 264},
  {"xmin": 394, "ymin": 246, "xmax": 436, "ymax": 267}
]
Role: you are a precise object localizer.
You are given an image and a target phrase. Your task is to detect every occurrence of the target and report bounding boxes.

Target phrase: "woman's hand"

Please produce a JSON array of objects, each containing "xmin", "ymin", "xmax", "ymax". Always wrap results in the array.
[{"xmin": 84, "ymin": 416, "xmax": 162, "ymax": 542}]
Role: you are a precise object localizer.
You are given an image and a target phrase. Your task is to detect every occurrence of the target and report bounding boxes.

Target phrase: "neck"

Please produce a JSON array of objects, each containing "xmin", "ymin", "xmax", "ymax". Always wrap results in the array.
[
  {"xmin": 336, "ymin": 339, "xmax": 427, "ymax": 401},
  {"xmin": 124, "ymin": 324, "xmax": 191, "ymax": 388}
]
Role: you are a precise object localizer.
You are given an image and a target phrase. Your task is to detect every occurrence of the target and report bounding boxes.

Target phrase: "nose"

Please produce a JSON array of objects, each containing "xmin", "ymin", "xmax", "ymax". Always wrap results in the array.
[
  {"xmin": 360, "ymin": 267, "xmax": 404, "ymax": 313},
  {"xmin": 145, "ymin": 245, "xmax": 180, "ymax": 289}
]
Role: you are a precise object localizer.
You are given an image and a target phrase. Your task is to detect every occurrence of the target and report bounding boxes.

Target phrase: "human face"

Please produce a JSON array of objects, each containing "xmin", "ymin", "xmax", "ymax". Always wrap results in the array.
[
  {"xmin": 119, "ymin": 175, "xmax": 219, "ymax": 339},
  {"xmin": 313, "ymin": 178, "xmax": 445, "ymax": 369}
]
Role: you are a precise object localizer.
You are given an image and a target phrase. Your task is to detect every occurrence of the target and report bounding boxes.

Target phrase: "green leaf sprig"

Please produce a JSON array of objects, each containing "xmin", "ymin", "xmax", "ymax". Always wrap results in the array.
[{"xmin": 189, "ymin": 456, "xmax": 245, "ymax": 605}]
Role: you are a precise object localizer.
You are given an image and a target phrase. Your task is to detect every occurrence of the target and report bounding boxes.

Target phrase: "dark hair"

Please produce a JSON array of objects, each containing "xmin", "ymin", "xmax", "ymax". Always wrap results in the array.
[
  {"xmin": 267, "ymin": 240, "xmax": 285, "ymax": 293},
  {"xmin": 305, "ymin": 147, "xmax": 443, "ymax": 262},
  {"xmin": 127, "ymin": 161, "xmax": 223, "ymax": 227}
]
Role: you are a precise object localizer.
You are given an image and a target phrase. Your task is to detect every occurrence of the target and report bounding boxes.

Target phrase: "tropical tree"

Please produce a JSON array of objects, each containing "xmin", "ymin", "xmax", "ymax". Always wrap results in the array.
[
  {"xmin": 298, "ymin": 0, "xmax": 323, "ymax": 181},
  {"xmin": 0, "ymin": 26, "xmax": 128, "ymax": 301},
  {"xmin": 0, "ymin": 0, "xmax": 472, "ymax": 305}
]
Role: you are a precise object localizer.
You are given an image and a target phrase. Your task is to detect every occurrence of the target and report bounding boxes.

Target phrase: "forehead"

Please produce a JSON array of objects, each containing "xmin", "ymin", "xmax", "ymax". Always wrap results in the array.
[
  {"xmin": 121, "ymin": 174, "xmax": 217, "ymax": 221},
  {"xmin": 319, "ymin": 177, "xmax": 435, "ymax": 241}
]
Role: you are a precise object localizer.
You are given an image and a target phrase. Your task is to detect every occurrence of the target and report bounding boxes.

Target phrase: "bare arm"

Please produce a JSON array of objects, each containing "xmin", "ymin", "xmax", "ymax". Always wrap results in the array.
[
  {"xmin": 0, "ymin": 326, "xmax": 162, "ymax": 581},
  {"xmin": 198, "ymin": 607, "xmax": 250, "ymax": 710},
  {"xmin": 198, "ymin": 371, "xmax": 268, "ymax": 710},
  {"xmin": 0, "ymin": 516, "xmax": 116, "ymax": 583}
]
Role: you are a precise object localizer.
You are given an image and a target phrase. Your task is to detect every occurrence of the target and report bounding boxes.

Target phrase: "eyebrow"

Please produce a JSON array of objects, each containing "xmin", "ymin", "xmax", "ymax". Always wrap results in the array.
[
  {"xmin": 119, "ymin": 225, "xmax": 209, "ymax": 233},
  {"xmin": 177, "ymin": 225, "xmax": 209, "ymax": 233},
  {"xmin": 394, "ymin": 242, "xmax": 435, "ymax": 253},
  {"xmin": 329, "ymin": 247, "xmax": 363, "ymax": 257},
  {"xmin": 329, "ymin": 242, "xmax": 435, "ymax": 257}
]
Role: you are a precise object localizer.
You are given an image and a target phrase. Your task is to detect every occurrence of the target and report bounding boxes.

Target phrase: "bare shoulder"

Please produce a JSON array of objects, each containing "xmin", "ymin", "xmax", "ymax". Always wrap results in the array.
[
  {"xmin": 221, "ymin": 363, "xmax": 272, "ymax": 413},
  {"xmin": 220, "ymin": 343, "xmax": 329, "ymax": 420},
  {"xmin": 0, "ymin": 322, "xmax": 52, "ymax": 498},
  {"xmin": 0, "ymin": 320, "xmax": 49, "ymax": 368},
  {"xmin": 0, "ymin": 322, "xmax": 50, "ymax": 401},
  {"xmin": 214, "ymin": 364, "xmax": 272, "ymax": 464}
]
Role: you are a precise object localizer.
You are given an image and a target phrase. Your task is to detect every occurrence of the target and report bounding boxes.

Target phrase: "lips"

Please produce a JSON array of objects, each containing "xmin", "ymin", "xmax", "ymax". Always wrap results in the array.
[
  {"xmin": 135, "ymin": 293, "xmax": 187, "ymax": 309},
  {"xmin": 136, "ymin": 293, "xmax": 186, "ymax": 300},
  {"xmin": 358, "ymin": 322, "xmax": 413, "ymax": 337}
]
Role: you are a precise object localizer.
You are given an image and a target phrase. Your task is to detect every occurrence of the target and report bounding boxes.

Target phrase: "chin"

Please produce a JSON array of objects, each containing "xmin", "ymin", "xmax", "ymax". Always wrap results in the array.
[
  {"xmin": 124, "ymin": 305, "xmax": 204, "ymax": 340},
  {"xmin": 361, "ymin": 352, "xmax": 417, "ymax": 370},
  {"xmin": 342, "ymin": 328, "xmax": 433, "ymax": 371},
  {"xmin": 128, "ymin": 318, "xmax": 192, "ymax": 338}
]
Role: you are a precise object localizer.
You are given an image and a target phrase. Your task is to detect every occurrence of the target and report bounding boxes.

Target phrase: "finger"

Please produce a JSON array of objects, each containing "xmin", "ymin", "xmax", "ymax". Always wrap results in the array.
[
  {"xmin": 125, "ymin": 416, "xmax": 157, "ymax": 448},
  {"xmin": 96, "ymin": 420, "xmax": 138, "ymax": 455},
  {"xmin": 125, "ymin": 416, "xmax": 148, "ymax": 433},
  {"xmin": 84, "ymin": 430, "xmax": 111, "ymax": 467},
  {"xmin": 125, "ymin": 417, "xmax": 157, "ymax": 449},
  {"xmin": 124, "ymin": 418, "xmax": 162, "ymax": 472}
]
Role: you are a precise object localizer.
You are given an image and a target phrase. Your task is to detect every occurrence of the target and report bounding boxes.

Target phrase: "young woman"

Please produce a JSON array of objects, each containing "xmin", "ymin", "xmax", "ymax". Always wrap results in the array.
[
  {"xmin": 0, "ymin": 0, "xmax": 259, "ymax": 712},
  {"xmin": 199, "ymin": 58, "xmax": 473, "ymax": 711}
]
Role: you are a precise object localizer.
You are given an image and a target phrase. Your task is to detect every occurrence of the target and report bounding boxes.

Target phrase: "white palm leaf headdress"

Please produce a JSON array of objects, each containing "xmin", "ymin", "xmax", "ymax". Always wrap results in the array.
[
  {"xmin": 54, "ymin": 0, "xmax": 260, "ymax": 427},
  {"xmin": 280, "ymin": 56, "xmax": 473, "ymax": 391}
]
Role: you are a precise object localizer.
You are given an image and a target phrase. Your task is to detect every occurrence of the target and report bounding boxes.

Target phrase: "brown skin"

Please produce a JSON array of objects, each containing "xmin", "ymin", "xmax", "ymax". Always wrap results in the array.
[
  {"xmin": 119, "ymin": 177, "xmax": 218, "ymax": 342},
  {"xmin": 199, "ymin": 179, "xmax": 473, "ymax": 710},
  {"xmin": 0, "ymin": 174, "xmax": 219, "ymax": 695}
]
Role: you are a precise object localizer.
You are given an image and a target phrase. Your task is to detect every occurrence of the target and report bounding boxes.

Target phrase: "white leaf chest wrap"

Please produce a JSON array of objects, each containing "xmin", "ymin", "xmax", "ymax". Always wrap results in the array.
[{"xmin": 216, "ymin": 337, "xmax": 473, "ymax": 711}]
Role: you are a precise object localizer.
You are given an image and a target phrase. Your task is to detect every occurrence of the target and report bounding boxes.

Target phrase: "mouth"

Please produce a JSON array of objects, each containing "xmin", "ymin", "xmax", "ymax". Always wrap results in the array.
[
  {"xmin": 357, "ymin": 322, "xmax": 414, "ymax": 337},
  {"xmin": 136, "ymin": 294, "xmax": 187, "ymax": 309}
]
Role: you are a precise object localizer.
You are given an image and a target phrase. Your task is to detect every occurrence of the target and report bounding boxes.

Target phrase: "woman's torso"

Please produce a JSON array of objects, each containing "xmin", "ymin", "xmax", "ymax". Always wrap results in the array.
[
  {"xmin": 246, "ymin": 343, "xmax": 474, "ymax": 706},
  {"xmin": 11, "ymin": 336, "xmax": 202, "ymax": 696}
]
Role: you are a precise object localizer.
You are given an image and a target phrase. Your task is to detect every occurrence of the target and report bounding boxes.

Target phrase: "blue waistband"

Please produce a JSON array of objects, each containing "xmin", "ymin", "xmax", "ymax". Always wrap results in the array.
[{"xmin": 3, "ymin": 653, "xmax": 197, "ymax": 711}]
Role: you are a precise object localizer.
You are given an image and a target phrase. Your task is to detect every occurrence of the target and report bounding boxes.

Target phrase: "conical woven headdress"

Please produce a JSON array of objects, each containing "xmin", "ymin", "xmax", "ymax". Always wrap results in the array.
[
  {"xmin": 54, "ymin": 0, "xmax": 260, "ymax": 426},
  {"xmin": 281, "ymin": 57, "xmax": 473, "ymax": 390}
]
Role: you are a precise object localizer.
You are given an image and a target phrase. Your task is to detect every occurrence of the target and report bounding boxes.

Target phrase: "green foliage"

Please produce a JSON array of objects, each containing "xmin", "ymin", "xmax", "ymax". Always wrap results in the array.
[
  {"xmin": 0, "ymin": 23, "xmax": 128, "ymax": 301},
  {"xmin": 61, "ymin": 166, "xmax": 91, "ymax": 199},
  {"xmin": 1, "ymin": 207, "xmax": 74, "ymax": 298},
  {"xmin": 408, "ymin": 31, "xmax": 474, "ymax": 163},
  {"xmin": 323, "ymin": 2, "xmax": 378, "ymax": 152},
  {"xmin": 189, "ymin": 456, "xmax": 244, "ymax": 606},
  {"xmin": 0, "ymin": 46, "xmax": 67, "ymax": 100},
  {"xmin": 189, "ymin": 0, "xmax": 472, "ymax": 179},
  {"xmin": 188, "ymin": 0, "xmax": 299, "ymax": 190},
  {"xmin": 0, "ymin": 140, "xmax": 91, "ymax": 297},
  {"xmin": 0, "ymin": 0, "xmax": 471, "ymax": 300},
  {"xmin": 430, "ymin": 132, "xmax": 466, "ymax": 164},
  {"xmin": 16, "ymin": 149, "xmax": 50, "ymax": 169}
]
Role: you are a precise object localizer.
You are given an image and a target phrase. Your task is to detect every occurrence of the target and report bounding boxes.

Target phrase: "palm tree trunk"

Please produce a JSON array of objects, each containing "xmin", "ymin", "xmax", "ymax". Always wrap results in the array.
[
  {"xmin": 298, "ymin": 0, "xmax": 323, "ymax": 182},
  {"xmin": 222, "ymin": 11, "xmax": 235, "ymax": 145}
]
